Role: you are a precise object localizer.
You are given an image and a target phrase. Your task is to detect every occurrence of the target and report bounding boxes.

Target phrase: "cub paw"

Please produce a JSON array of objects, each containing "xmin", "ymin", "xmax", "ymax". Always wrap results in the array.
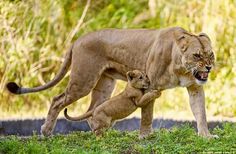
[
  {"xmin": 209, "ymin": 134, "xmax": 219, "ymax": 139},
  {"xmin": 198, "ymin": 132, "xmax": 219, "ymax": 139},
  {"xmin": 151, "ymin": 90, "xmax": 161, "ymax": 97}
]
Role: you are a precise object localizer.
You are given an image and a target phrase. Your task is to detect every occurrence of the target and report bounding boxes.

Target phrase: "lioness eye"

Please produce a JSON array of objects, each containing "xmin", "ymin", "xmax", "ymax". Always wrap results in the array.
[
  {"xmin": 210, "ymin": 52, "xmax": 214, "ymax": 59},
  {"xmin": 139, "ymin": 76, "xmax": 143, "ymax": 80},
  {"xmin": 193, "ymin": 54, "xmax": 201, "ymax": 59}
]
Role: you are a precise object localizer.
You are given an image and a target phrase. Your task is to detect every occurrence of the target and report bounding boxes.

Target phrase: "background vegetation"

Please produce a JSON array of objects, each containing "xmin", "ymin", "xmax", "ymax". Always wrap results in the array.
[{"xmin": 0, "ymin": 0, "xmax": 236, "ymax": 119}]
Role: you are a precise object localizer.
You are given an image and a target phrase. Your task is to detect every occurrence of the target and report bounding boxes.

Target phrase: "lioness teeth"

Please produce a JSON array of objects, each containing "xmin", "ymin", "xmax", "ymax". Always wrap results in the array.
[{"xmin": 200, "ymin": 72, "xmax": 208, "ymax": 78}]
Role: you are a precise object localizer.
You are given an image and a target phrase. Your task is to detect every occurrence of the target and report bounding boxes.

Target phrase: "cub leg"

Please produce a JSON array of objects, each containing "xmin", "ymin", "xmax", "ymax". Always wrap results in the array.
[
  {"xmin": 91, "ymin": 112, "xmax": 112, "ymax": 136},
  {"xmin": 136, "ymin": 90, "xmax": 161, "ymax": 107}
]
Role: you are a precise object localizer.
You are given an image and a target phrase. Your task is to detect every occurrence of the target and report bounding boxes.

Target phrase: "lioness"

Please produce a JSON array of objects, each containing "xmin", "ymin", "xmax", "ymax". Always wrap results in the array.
[
  {"xmin": 64, "ymin": 70, "xmax": 161, "ymax": 136},
  {"xmin": 7, "ymin": 27, "xmax": 216, "ymax": 138}
]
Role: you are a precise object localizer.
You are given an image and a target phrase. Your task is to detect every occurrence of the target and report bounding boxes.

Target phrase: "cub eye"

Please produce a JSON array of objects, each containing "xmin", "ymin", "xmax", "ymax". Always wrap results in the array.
[
  {"xmin": 193, "ymin": 54, "xmax": 201, "ymax": 59},
  {"xmin": 139, "ymin": 76, "xmax": 143, "ymax": 80}
]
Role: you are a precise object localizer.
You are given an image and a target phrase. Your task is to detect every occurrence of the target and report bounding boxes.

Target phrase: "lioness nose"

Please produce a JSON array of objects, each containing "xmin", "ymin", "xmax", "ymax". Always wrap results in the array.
[{"xmin": 206, "ymin": 66, "xmax": 211, "ymax": 72}]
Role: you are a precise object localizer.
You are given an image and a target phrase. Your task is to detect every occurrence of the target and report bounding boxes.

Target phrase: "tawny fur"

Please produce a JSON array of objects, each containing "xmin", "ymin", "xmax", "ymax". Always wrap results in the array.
[
  {"xmin": 64, "ymin": 70, "xmax": 161, "ymax": 136},
  {"xmin": 6, "ymin": 27, "xmax": 216, "ymax": 138}
]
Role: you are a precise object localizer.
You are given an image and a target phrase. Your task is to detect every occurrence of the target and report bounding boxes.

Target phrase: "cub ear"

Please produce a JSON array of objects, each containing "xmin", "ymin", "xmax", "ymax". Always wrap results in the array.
[
  {"xmin": 126, "ymin": 71, "xmax": 135, "ymax": 81},
  {"xmin": 198, "ymin": 33, "xmax": 211, "ymax": 43},
  {"xmin": 174, "ymin": 30, "xmax": 189, "ymax": 52}
]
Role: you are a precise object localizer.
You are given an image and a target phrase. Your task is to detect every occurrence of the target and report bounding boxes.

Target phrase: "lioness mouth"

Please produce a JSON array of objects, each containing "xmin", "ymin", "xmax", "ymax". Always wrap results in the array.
[{"xmin": 194, "ymin": 71, "xmax": 208, "ymax": 81}]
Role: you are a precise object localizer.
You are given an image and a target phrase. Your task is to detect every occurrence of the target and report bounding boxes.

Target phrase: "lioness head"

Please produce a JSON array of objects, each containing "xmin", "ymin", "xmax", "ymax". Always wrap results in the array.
[
  {"xmin": 126, "ymin": 70, "xmax": 150, "ymax": 89},
  {"xmin": 175, "ymin": 29, "xmax": 215, "ymax": 85}
]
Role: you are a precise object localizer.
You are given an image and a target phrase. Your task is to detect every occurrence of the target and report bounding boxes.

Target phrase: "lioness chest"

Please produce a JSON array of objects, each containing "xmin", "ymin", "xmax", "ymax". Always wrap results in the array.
[
  {"xmin": 158, "ymin": 74, "xmax": 195, "ymax": 89},
  {"xmin": 149, "ymin": 63, "xmax": 196, "ymax": 90}
]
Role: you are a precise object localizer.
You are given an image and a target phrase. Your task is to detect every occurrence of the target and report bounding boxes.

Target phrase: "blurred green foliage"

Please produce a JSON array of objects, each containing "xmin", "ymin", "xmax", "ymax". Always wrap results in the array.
[{"xmin": 0, "ymin": 0, "xmax": 236, "ymax": 119}]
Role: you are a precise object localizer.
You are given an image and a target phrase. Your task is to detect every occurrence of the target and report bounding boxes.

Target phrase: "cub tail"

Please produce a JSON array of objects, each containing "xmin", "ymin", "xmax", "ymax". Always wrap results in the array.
[{"xmin": 64, "ymin": 108, "xmax": 93, "ymax": 121}]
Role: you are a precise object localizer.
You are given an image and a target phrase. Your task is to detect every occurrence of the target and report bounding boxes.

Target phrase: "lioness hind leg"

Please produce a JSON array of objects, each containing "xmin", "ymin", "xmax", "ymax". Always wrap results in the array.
[
  {"xmin": 41, "ymin": 61, "xmax": 107, "ymax": 136},
  {"xmin": 87, "ymin": 75, "xmax": 115, "ymax": 128},
  {"xmin": 41, "ymin": 92, "xmax": 67, "ymax": 136},
  {"xmin": 87, "ymin": 74, "xmax": 116, "ymax": 111},
  {"xmin": 41, "ymin": 81, "xmax": 97, "ymax": 136},
  {"xmin": 41, "ymin": 88, "xmax": 84, "ymax": 137}
]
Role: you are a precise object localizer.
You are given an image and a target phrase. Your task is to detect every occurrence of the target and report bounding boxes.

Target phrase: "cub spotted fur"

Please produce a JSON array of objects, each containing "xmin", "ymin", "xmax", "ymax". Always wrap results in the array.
[{"xmin": 64, "ymin": 70, "xmax": 161, "ymax": 136}]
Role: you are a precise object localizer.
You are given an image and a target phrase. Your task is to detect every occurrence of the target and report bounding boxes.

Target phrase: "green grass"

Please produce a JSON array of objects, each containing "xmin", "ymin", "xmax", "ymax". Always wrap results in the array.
[{"xmin": 1, "ymin": 124, "xmax": 236, "ymax": 154}]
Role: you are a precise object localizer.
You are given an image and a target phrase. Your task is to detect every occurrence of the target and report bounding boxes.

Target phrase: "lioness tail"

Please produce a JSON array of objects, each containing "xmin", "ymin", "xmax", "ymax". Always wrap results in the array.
[{"xmin": 6, "ymin": 45, "xmax": 73, "ymax": 94}]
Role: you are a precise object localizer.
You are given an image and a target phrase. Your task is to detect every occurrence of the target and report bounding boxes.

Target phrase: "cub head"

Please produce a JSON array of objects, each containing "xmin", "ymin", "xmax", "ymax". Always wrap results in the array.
[
  {"xmin": 175, "ymin": 28, "xmax": 215, "ymax": 85},
  {"xmin": 126, "ymin": 70, "xmax": 150, "ymax": 89}
]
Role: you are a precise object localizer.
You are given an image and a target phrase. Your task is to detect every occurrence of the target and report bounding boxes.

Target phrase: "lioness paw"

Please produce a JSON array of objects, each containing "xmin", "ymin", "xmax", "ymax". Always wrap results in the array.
[
  {"xmin": 139, "ymin": 132, "xmax": 151, "ymax": 140},
  {"xmin": 139, "ymin": 129, "xmax": 153, "ymax": 140},
  {"xmin": 41, "ymin": 124, "xmax": 53, "ymax": 137}
]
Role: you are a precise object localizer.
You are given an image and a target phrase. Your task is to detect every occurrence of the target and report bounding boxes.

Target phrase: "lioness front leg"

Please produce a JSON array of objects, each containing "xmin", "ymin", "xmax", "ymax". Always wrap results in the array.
[
  {"xmin": 136, "ymin": 90, "xmax": 161, "ymax": 107},
  {"xmin": 139, "ymin": 100, "xmax": 154, "ymax": 139},
  {"xmin": 187, "ymin": 85, "xmax": 218, "ymax": 138}
]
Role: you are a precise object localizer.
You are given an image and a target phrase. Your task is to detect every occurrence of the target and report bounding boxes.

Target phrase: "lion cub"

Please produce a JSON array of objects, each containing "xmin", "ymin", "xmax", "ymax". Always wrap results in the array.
[{"xmin": 64, "ymin": 70, "xmax": 161, "ymax": 135}]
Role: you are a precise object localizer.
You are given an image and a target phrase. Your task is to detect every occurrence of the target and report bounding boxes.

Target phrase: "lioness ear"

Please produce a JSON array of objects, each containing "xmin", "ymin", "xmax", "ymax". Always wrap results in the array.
[
  {"xmin": 126, "ymin": 71, "xmax": 135, "ymax": 81},
  {"xmin": 198, "ymin": 33, "xmax": 212, "ymax": 51},
  {"xmin": 174, "ymin": 31, "xmax": 189, "ymax": 52},
  {"xmin": 198, "ymin": 33, "xmax": 211, "ymax": 43}
]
